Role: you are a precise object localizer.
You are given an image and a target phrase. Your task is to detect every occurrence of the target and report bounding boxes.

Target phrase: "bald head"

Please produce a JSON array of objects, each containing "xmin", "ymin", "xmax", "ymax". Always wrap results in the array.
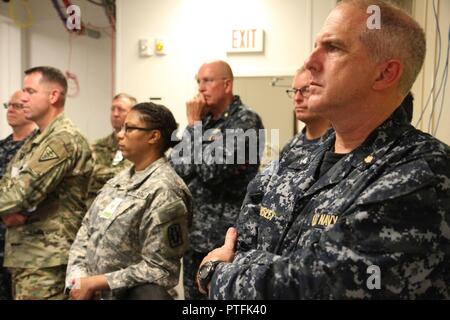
[
  {"xmin": 200, "ymin": 60, "xmax": 234, "ymax": 80},
  {"xmin": 196, "ymin": 60, "xmax": 235, "ymax": 110}
]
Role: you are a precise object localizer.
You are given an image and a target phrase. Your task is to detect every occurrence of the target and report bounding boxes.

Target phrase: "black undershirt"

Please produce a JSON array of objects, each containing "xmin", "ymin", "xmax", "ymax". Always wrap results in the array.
[{"xmin": 318, "ymin": 150, "xmax": 346, "ymax": 178}]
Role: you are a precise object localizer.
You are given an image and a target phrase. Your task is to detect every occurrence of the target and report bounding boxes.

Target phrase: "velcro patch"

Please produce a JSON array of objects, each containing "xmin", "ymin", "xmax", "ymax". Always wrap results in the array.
[
  {"xmin": 167, "ymin": 223, "xmax": 183, "ymax": 248},
  {"xmin": 39, "ymin": 146, "xmax": 59, "ymax": 162}
]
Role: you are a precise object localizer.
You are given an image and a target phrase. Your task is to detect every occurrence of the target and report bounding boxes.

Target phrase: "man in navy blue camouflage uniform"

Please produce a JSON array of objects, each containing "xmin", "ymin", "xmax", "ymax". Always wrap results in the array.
[
  {"xmin": 170, "ymin": 60, "xmax": 264, "ymax": 299},
  {"xmin": 249, "ymin": 67, "xmax": 330, "ymax": 206},
  {"xmin": 280, "ymin": 67, "xmax": 330, "ymax": 167},
  {"xmin": 198, "ymin": 0, "xmax": 450, "ymax": 299}
]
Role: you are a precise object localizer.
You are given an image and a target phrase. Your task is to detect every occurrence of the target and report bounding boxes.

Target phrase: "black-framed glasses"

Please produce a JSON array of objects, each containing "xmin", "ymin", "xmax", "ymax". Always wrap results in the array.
[
  {"xmin": 121, "ymin": 124, "xmax": 156, "ymax": 134},
  {"xmin": 3, "ymin": 102, "xmax": 24, "ymax": 110},
  {"xmin": 286, "ymin": 86, "xmax": 310, "ymax": 99}
]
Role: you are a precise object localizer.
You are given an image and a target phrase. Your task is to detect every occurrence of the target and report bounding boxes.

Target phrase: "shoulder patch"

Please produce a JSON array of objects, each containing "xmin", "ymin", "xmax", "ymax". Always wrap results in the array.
[
  {"xmin": 39, "ymin": 146, "xmax": 59, "ymax": 162},
  {"xmin": 167, "ymin": 223, "xmax": 183, "ymax": 248}
]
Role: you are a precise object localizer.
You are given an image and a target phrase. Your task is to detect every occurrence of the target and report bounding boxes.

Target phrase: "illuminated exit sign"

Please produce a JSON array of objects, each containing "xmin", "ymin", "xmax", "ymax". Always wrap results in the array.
[{"xmin": 228, "ymin": 28, "xmax": 264, "ymax": 53}]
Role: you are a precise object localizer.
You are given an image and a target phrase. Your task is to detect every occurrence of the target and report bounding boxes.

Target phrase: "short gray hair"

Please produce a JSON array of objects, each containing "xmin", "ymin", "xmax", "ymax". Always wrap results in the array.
[
  {"xmin": 339, "ymin": 0, "xmax": 426, "ymax": 94},
  {"xmin": 113, "ymin": 93, "xmax": 137, "ymax": 107}
]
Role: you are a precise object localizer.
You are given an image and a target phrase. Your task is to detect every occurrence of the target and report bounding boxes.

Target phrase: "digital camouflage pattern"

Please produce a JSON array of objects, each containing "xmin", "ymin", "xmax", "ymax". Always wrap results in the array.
[
  {"xmin": 210, "ymin": 108, "xmax": 450, "ymax": 299},
  {"xmin": 279, "ymin": 128, "xmax": 326, "ymax": 165},
  {"xmin": 66, "ymin": 157, "xmax": 192, "ymax": 298},
  {"xmin": 0, "ymin": 113, "xmax": 93, "ymax": 270},
  {"xmin": 170, "ymin": 95, "xmax": 264, "ymax": 299},
  {"xmin": 250, "ymin": 128, "xmax": 328, "ymax": 204},
  {"xmin": 0, "ymin": 134, "xmax": 30, "ymax": 178},
  {"xmin": 170, "ymin": 95, "xmax": 264, "ymax": 253},
  {"xmin": 86, "ymin": 132, "xmax": 132, "ymax": 208}
]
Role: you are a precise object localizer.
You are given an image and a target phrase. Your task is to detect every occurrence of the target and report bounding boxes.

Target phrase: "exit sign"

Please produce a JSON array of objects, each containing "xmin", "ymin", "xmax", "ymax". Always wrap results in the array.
[{"xmin": 228, "ymin": 28, "xmax": 264, "ymax": 53}]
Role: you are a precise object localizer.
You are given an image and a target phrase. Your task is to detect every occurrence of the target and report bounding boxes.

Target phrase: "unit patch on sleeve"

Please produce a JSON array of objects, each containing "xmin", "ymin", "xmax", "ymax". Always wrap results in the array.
[
  {"xmin": 168, "ymin": 223, "xmax": 183, "ymax": 248},
  {"xmin": 39, "ymin": 146, "xmax": 59, "ymax": 162}
]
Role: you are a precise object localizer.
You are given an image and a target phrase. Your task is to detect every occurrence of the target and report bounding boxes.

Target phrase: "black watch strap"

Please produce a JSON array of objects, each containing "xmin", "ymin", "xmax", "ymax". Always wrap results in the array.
[{"xmin": 197, "ymin": 260, "xmax": 223, "ymax": 294}]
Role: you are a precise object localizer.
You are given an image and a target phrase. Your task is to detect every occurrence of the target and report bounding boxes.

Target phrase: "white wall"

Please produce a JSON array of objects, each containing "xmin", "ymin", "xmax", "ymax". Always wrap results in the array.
[
  {"xmin": 117, "ymin": 0, "xmax": 449, "ymax": 145},
  {"xmin": 116, "ymin": 0, "xmax": 336, "ymax": 130},
  {"xmin": 0, "ymin": 1, "xmax": 25, "ymax": 139},
  {"xmin": 0, "ymin": 14, "xmax": 22, "ymax": 139},
  {"xmin": 1, "ymin": 0, "xmax": 113, "ymax": 141},
  {"xmin": 2, "ymin": 0, "xmax": 447, "ymax": 144},
  {"xmin": 412, "ymin": 0, "xmax": 450, "ymax": 144}
]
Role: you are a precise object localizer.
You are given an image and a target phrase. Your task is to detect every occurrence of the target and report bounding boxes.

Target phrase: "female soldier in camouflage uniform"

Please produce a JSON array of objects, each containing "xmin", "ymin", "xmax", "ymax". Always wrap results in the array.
[{"xmin": 66, "ymin": 102, "xmax": 192, "ymax": 300}]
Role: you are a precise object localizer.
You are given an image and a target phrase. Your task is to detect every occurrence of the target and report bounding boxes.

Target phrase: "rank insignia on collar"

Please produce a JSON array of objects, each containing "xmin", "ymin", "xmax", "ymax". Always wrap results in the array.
[{"xmin": 364, "ymin": 155, "xmax": 374, "ymax": 164}]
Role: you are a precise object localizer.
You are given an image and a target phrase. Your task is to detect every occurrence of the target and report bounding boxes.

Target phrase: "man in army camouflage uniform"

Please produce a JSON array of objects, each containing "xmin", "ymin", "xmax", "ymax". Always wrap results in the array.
[
  {"xmin": 170, "ymin": 60, "xmax": 264, "ymax": 299},
  {"xmin": 0, "ymin": 66, "xmax": 93, "ymax": 300},
  {"xmin": 198, "ymin": 0, "xmax": 450, "ymax": 299},
  {"xmin": 86, "ymin": 93, "xmax": 136, "ymax": 208},
  {"xmin": 0, "ymin": 91, "xmax": 36, "ymax": 300}
]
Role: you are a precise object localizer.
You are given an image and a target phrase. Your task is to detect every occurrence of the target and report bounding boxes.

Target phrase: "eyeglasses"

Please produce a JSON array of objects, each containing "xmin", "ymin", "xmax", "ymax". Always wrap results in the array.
[
  {"xmin": 3, "ymin": 102, "xmax": 24, "ymax": 110},
  {"xmin": 196, "ymin": 77, "xmax": 228, "ymax": 86},
  {"xmin": 286, "ymin": 86, "xmax": 310, "ymax": 99},
  {"xmin": 120, "ymin": 123, "xmax": 156, "ymax": 134}
]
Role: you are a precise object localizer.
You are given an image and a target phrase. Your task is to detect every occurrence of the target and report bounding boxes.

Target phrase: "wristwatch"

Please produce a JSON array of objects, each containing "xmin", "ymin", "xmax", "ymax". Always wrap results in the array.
[{"xmin": 197, "ymin": 260, "xmax": 223, "ymax": 294}]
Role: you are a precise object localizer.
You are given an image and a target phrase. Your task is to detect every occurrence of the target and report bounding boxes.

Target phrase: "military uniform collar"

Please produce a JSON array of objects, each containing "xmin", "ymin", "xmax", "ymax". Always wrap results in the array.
[
  {"xmin": 347, "ymin": 106, "xmax": 411, "ymax": 170},
  {"xmin": 300, "ymin": 107, "xmax": 411, "ymax": 197},
  {"xmin": 125, "ymin": 156, "xmax": 168, "ymax": 189},
  {"xmin": 287, "ymin": 128, "xmax": 334, "ymax": 171},
  {"xmin": 106, "ymin": 131, "xmax": 119, "ymax": 149},
  {"xmin": 204, "ymin": 95, "xmax": 242, "ymax": 124},
  {"xmin": 312, "ymin": 106, "xmax": 410, "ymax": 170},
  {"xmin": 32, "ymin": 113, "xmax": 67, "ymax": 146}
]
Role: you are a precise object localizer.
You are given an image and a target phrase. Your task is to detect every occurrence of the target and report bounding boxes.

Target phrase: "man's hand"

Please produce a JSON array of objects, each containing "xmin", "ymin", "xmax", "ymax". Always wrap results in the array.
[
  {"xmin": 197, "ymin": 227, "xmax": 237, "ymax": 294},
  {"xmin": 186, "ymin": 94, "xmax": 208, "ymax": 126},
  {"xmin": 69, "ymin": 275, "xmax": 109, "ymax": 300},
  {"xmin": 1, "ymin": 213, "xmax": 28, "ymax": 227}
]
